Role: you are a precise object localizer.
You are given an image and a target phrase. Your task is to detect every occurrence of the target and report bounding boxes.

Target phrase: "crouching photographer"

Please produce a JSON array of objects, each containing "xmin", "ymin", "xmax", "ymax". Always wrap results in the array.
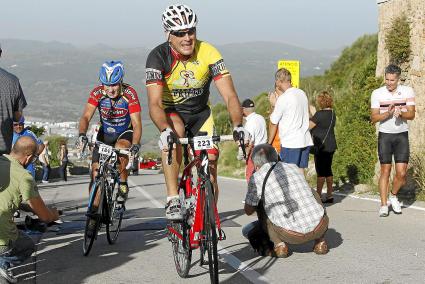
[
  {"xmin": 0, "ymin": 137, "xmax": 59, "ymax": 283},
  {"xmin": 242, "ymin": 144, "xmax": 329, "ymax": 258}
]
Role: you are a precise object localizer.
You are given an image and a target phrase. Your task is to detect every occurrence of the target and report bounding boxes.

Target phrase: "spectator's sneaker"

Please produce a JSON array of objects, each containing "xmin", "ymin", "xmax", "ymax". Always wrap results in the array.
[
  {"xmin": 379, "ymin": 205, "xmax": 389, "ymax": 217},
  {"xmin": 165, "ymin": 198, "xmax": 183, "ymax": 220},
  {"xmin": 389, "ymin": 194, "xmax": 402, "ymax": 214},
  {"xmin": 41, "ymin": 180, "xmax": 49, "ymax": 184},
  {"xmin": 117, "ymin": 184, "xmax": 129, "ymax": 203},
  {"xmin": 0, "ymin": 267, "xmax": 17, "ymax": 283}
]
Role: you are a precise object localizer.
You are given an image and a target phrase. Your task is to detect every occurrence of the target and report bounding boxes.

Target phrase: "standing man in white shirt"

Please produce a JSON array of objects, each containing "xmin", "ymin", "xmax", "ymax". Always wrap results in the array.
[
  {"xmin": 268, "ymin": 68, "xmax": 313, "ymax": 174},
  {"xmin": 371, "ymin": 64, "xmax": 415, "ymax": 217},
  {"xmin": 241, "ymin": 99, "xmax": 267, "ymax": 182}
]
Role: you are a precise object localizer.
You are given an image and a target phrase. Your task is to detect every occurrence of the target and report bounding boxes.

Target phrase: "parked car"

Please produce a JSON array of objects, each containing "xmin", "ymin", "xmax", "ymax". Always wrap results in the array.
[{"xmin": 139, "ymin": 158, "xmax": 158, "ymax": 170}]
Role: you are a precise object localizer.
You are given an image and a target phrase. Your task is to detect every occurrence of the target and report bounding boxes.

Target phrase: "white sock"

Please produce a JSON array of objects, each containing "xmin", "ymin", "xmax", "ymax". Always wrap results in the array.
[{"xmin": 167, "ymin": 195, "xmax": 179, "ymax": 202}]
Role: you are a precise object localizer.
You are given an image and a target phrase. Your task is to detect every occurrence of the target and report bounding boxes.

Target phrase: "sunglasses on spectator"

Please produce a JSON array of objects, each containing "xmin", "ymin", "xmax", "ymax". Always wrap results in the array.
[
  {"xmin": 170, "ymin": 27, "xmax": 196, "ymax": 37},
  {"xmin": 13, "ymin": 123, "xmax": 24, "ymax": 126}
]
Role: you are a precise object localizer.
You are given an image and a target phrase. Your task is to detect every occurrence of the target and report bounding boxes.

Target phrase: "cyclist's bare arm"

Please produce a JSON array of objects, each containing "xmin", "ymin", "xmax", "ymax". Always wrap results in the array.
[
  {"xmin": 130, "ymin": 112, "xmax": 142, "ymax": 145},
  {"xmin": 147, "ymin": 84, "xmax": 171, "ymax": 131},
  {"xmin": 79, "ymin": 103, "xmax": 97, "ymax": 134},
  {"xmin": 214, "ymin": 76, "xmax": 243, "ymax": 127}
]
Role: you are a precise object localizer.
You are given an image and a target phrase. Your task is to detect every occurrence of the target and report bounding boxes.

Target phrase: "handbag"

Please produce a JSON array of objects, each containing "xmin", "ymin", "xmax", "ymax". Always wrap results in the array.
[
  {"xmin": 247, "ymin": 162, "xmax": 277, "ymax": 255},
  {"xmin": 311, "ymin": 110, "xmax": 334, "ymax": 155}
]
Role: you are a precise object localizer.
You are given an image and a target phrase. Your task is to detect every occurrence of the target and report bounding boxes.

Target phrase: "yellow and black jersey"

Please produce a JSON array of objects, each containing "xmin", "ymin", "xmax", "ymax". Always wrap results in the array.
[{"xmin": 145, "ymin": 40, "xmax": 230, "ymax": 114}]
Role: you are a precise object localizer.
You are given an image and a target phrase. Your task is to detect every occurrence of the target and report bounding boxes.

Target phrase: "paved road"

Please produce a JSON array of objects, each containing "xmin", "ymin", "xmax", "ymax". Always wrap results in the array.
[{"xmin": 11, "ymin": 171, "xmax": 425, "ymax": 284}]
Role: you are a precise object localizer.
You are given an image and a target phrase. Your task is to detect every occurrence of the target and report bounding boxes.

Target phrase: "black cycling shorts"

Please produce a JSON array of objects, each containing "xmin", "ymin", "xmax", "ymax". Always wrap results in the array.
[
  {"xmin": 165, "ymin": 106, "xmax": 214, "ymax": 137},
  {"xmin": 378, "ymin": 132, "xmax": 409, "ymax": 164},
  {"xmin": 92, "ymin": 129, "xmax": 133, "ymax": 163}
]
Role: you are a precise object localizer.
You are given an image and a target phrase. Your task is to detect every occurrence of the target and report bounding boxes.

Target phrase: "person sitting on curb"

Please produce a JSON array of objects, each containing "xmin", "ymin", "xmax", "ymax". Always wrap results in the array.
[
  {"xmin": 243, "ymin": 143, "xmax": 329, "ymax": 258},
  {"xmin": 0, "ymin": 136, "xmax": 59, "ymax": 283}
]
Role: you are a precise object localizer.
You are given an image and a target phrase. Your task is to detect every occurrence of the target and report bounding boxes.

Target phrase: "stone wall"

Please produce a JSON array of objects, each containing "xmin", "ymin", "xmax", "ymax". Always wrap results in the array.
[{"xmin": 376, "ymin": 0, "xmax": 425, "ymax": 151}]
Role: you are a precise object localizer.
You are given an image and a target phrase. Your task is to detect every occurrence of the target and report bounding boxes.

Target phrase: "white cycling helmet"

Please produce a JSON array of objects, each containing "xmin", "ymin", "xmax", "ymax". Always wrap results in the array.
[{"xmin": 162, "ymin": 4, "xmax": 198, "ymax": 32}]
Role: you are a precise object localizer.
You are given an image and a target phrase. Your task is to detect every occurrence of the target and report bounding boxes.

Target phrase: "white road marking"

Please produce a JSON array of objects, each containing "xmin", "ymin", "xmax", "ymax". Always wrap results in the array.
[
  {"xmin": 334, "ymin": 192, "xmax": 425, "ymax": 212},
  {"xmin": 128, "ymin": 177, "xmax": 271, "ymax": 283},
  {"xmin": 127, "ymin": 179, "xmax": 164, "ymax": 208},
  {"xmin": 218, "ymin": 245, "xmax": 271, "ymax": 284}
]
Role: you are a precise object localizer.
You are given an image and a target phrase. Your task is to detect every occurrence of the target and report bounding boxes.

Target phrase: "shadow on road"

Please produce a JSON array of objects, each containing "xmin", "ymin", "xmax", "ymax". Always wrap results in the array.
[{"xmin": 32, "ymin": 208, "xmax": 167, "ymax": 283}]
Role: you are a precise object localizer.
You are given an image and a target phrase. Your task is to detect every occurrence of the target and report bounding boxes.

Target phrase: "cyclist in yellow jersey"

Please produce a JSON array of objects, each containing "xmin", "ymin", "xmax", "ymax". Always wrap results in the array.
[{"xmin": 146, "ymin": 4, "xmax": 248, "ymax": 220}]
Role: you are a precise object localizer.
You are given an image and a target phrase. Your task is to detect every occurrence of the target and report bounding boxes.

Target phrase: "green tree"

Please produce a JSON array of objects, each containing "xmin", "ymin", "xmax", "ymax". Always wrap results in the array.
[{"xmin": 28, "ymin": 125, "xmax": 45, "ymax": 137}]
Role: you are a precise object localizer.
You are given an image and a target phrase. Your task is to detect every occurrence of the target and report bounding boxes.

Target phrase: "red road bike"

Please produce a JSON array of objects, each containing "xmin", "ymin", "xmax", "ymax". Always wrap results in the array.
[{"xmin": 166, "ymin": 133, "xmax": 246, "ymax": 283}]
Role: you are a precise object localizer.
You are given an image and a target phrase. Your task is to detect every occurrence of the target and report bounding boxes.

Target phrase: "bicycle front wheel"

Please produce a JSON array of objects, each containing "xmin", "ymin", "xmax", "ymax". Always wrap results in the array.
[
  {"xmin": 83, "ymin": 178, "xmax": 104, "ymax": 256},
  {"xmin": 170, "ymin": 221, "xmax": 192, "ymax": 278},
  {"xmin": 204, "ymin": 180, "xmax": 219, "ymax": 284},
  {"xmin": 83, "ymin": 216, "xmax": 100, "ymax": 256},
  {"xmin": 106, "ymin": 186, "xmax": 124, "ymax": 244}
]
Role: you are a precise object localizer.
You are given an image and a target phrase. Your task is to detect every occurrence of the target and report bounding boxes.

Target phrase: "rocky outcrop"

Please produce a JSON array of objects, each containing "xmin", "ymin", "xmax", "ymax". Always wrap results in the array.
[{"xmin": 376, "ymin": 0, "xmax": 425, "ymax": 151}]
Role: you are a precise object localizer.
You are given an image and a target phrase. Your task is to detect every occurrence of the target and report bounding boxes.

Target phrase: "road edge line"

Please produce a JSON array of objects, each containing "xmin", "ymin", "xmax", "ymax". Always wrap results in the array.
[{"xmin": 218, "ymin": 176, "xmax": 425, "ymax": 212}]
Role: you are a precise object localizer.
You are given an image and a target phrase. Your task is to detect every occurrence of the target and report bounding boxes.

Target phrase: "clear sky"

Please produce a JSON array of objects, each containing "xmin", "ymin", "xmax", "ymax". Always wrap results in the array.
[{"xmin": 1, "ymin": 0, "xmax": 378, "ymax": 49}]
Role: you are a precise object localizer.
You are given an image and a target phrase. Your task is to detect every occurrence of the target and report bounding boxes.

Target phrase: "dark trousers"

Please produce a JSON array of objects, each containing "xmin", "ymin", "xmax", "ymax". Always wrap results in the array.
[
  {"xmin": 60, "ymin": 161, "xmax": 68, "ymax": 181},
  {"xmin": 42, "ymin": 164, "xmax": 50, "ymax": 181},
  {"xmin": 0, "ymin": 231, "xmax": 35, "ymax": 269}
]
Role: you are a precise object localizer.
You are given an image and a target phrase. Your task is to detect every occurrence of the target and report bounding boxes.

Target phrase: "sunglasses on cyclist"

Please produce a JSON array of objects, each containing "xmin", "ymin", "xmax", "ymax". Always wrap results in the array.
[
  {"xmin": 13, "ymin": 123, "xmax": 24, "ymax": 126},
  {"xmin": 170, "ymin": 27, "xmax": 196, "ymax": 37}
]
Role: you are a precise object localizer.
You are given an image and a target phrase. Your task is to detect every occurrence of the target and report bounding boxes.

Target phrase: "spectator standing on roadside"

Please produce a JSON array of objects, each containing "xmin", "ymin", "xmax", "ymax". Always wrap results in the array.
[
  {"xmin": 371, "ymin": 64, "xmax": 416, "ymax": 217},
  {"xmin": 268, "ymin": 68, "xmax": 313, "ymax": 173},
  {"xmin": 0, "ymin": 136, "xmax": 59, "ymax": 283},
  {"xmin": 243, "ymin": 144, "xmax": 329, "ymax": 258},
  {"xmin": 39, "ymin": 141, "xmax": 50, "ymax": 183},
  {"xmin": 240, "ymin": 99, "xmax": 267, "ymax": 182},
  {"xmin": 0, "ymin": 43, "xmax": 27, "ymax": 155},
  {"xmin": 12, "ymin": 116, "xmax": 44, "ymax": 178},
  {"xmin": 59, "ymin": 142, "xmax": 69, "ymax": 182},
  {"xmin": 309, "ymin": 91, "xmax": 337, "ymax": 203}
]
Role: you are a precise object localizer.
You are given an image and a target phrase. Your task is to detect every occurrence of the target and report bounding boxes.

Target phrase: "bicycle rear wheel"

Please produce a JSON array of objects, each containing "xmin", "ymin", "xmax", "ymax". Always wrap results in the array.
[
  {"xmin": 170, "ymin": 221, "xmax": 192, "ymax": 278},
  {"xmin": 106, "ymin": 183, "xmax": 124, "ymax": 244},
  {"xmin": 204, "ymin": 180, "xmax": 219, "ymax": 284}
]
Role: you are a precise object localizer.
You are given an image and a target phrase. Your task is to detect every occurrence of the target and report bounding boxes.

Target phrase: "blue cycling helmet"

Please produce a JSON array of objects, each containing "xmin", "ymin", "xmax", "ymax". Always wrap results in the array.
[{"xmin": 99, "ymin": 61, "xmax": 124, "ymax": 85}]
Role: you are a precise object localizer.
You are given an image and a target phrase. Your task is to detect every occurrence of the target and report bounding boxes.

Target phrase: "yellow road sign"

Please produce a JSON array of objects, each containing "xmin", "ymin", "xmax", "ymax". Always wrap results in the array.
[{"xmin": 277, "ymin": 60, "xmax": 300, "ymax": 88}]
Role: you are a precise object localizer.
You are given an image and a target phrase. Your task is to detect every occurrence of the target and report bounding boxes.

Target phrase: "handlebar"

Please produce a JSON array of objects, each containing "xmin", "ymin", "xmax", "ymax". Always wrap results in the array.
[
  {"xmin": 166, "ymin": 134, "xmax": 246, "ymax": 165},
  {"xmin": 81, "ymin": 141, "xmax": 135, "ymax": 170}
]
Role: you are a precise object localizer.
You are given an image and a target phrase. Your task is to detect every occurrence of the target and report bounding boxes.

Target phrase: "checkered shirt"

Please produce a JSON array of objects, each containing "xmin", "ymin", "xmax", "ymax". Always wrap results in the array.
[{"xmin": 245, "ymin": 162, "xmax": 324, "ymax": 234}]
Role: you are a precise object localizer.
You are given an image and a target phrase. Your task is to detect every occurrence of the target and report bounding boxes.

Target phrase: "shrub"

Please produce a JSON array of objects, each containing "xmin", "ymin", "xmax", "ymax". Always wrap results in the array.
[
  {"xmin": 385, "ymin": 14, "xmax": 411, "ymax": 64},
  {"xmin": 45, "ymin": 135, "xmax": 68, "ymax": 167},
  {"xmin": 409, "ymin": 152, "xmax": 425, "ymax": 196}
]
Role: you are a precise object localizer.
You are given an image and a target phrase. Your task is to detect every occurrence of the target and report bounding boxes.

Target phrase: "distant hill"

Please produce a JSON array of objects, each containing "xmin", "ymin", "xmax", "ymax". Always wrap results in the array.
[{"xmin": 0, "ymin": 39, "xmax": 341, "ymax": 122}]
